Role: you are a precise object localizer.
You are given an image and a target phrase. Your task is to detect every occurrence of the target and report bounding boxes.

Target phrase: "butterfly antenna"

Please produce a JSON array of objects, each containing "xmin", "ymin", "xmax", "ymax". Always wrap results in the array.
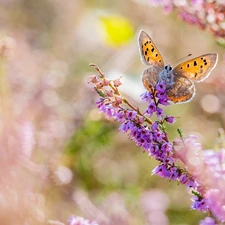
[{"xmin": 172, "ymin": 53, "xmax": 192, "ymax": 66}]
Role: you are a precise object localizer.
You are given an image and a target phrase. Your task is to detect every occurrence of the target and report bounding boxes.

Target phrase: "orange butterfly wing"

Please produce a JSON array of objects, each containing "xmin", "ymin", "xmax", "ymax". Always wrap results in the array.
[
  {"xmin": 167, "ymin": 76, "xmax": 196, "ymax": 104},
  {"xmin": 138, "ymin": 30, "xmax": 164, "ymax": 67},
  {"xmin": 172, "ymin": 53, "xmax": 218, "ymax": 82}
]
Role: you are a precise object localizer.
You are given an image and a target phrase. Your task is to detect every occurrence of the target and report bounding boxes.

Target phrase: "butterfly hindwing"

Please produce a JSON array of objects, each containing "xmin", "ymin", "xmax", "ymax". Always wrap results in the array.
[
  {"xmin": 167, "ymin": 75, "xmax": 196, "ymax": 103},
  {"xmin": 138, "ymin": 30, "xmax": 164, "ymax": 68},
  {"xmin": 172, "ymin": 53, "xmax": 218, "ymax": 82},
  {"xmin": 142, "ymin": 65, "xmax": 162, "ymax": 92}
]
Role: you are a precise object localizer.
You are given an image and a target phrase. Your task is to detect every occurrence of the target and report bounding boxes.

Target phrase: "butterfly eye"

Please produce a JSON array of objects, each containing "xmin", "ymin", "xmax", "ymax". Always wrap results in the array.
[{"xmin": 169, "ymin": 66, "xmax": 172, "ymax": 71}]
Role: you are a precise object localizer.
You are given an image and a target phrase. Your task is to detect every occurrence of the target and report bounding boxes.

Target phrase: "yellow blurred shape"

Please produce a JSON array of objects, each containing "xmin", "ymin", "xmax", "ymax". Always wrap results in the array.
[{"xmin": 99, "ymin": 15, "xmax": 134, "ymax": 47}]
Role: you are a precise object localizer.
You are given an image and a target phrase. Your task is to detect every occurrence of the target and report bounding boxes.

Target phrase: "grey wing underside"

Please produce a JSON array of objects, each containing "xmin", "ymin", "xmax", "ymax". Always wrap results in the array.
[
  {"xmin": 142, "ymin": 66, "xmax": 162, "ymax": 92},
  {"xmin": 167, "ymin": 75, "xmax": 196, "ymax": 103}
]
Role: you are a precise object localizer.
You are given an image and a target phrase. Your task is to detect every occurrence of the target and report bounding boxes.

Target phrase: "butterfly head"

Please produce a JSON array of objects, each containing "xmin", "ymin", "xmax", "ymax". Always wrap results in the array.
[{"xmin": 165, "ymin": 64, "xmax": 172, "ymax": 72}]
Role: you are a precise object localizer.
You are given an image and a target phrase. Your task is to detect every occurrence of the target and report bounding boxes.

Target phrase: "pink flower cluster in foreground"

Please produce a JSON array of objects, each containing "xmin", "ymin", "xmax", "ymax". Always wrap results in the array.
[{"xmin": 88, "ymin": 64, "xmax": 225, "ymax": 225}]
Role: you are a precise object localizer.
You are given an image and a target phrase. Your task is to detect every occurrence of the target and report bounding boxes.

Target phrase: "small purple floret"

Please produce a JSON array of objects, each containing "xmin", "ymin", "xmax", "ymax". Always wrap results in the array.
[{"xmin": 165, "ymin": 116, "xmax": 176, "ymax": 124}]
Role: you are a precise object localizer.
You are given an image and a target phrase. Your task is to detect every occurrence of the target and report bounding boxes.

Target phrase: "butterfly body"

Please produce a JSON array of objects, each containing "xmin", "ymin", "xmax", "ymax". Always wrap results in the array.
[
  {"xmin": 138, "ymin": 30, "xmax": 218, "ymax": 103},
  {"xmin": 158, "ymin": 64, "xmax": 174, "ymax": 88}
]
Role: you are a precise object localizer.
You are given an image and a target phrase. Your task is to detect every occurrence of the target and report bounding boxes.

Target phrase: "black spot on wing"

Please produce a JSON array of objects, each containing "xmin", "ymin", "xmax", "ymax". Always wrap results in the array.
[{"xmin": 194, "ymin": 61, "xmax": 197, "ymax": 66}]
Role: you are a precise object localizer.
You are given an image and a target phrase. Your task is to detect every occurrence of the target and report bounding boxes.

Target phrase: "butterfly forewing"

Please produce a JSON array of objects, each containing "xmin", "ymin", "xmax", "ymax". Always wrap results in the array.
[
  {"xmin": 172, "ymin": 53, "xmax": 218, "ymax": 82},
  {"xmin": 138, "ymin": 30, "xmax": 164, "ymax": 68},
  {"xmin": 167, "ymin": 76, "xmax": 196, "ymax": 103}
]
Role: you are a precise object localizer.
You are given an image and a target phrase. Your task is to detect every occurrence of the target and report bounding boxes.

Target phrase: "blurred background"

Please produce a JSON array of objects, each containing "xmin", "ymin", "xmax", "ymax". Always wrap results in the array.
[{"xmin": 0, "ymin": 0, "xmax": 224, "ymax": 224}]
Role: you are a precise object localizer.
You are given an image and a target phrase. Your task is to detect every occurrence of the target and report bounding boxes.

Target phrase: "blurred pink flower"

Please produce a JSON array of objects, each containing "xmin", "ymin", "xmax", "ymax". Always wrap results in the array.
[
  {"xmin": 149, "ymin": 0, "xmax": 225, "ymax": 38},
  {"xmin": 175, "ymin": 135, "xmax": 225, "ymax": 222},
  {"xmin": 68, "ymin": 216, "xmax": 99, "ymax": 225}
]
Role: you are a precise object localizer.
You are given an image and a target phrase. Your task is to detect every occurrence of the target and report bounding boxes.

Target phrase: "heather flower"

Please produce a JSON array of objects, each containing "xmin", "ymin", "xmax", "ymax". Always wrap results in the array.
[
  {"xmin": 126, "ymin": 110, "xmax": 137, "ymax": 120},
  {"xmin": 114, "ymin": 110, "xmax": 125, "ymax": 122},
  {"xmin": 151, "ymin": 121, "xmax": 159, "ymax": 131},
  {"xmin": 161, "ymin": 142, "xmax": 173, "ymax": 153},
  {"xmin": 119, "ymin": 121, "xmax": 134, "ymax": 132},
  {"xmin": 156, "ymin": 90, "xmax": 167, "ymax": 100},
  {"xmin": 152, "ymin": 164, "xmax": 169, "ymax": 178},
  {"xmin": 141, "ymin": 91, "xmax": 152, "ymax": 103},
  {"xmin": 186, "ymin": 179, "xmax": 197, "ymax": 189},
  {"xmin": 105, "ymin": 89, "xmax": 113, "ymax": 97},
  {"xmin": 156, "ymin": 82, "xmax": 166, "ymax": 92},
  {"xmin": 205, "ymin": 189, "xmax": 225, "ymax": 223},
  {"xmin": 191, "ymin": 196, "xmax": 208, "ymax": 212},
  {"xmin": 169, "ymin": 166, "xmax": 179, "ymax": 180},
  {"xmin": 178, "ymin": 174, "xmax": 189, "ymax": 184},
  {"xmin": 156, "ymin": 107, "xmax": 165, "ymax": 119},
  {"xmin": 199, "ymin": 217, "xmax": 217, "ymax": 225},
  {"xmin": 149, "ymin": 0, "xmax": 225, "ymax": 38},
  {"xmin": 68, "ymin": 216, "xmax": 99, "ymax": 225},
  {"xmin": 113, "ymin": 77, "xmax": 122, "ymax": 87},
  {"xmin": 165, "ymin": 116, "xmax": 176, "ymax": 124},
  {"xmin": 153, "ymin": 130, "xmax": 165, "ymax": 142},
  {"xmin": 89, "ymin": 75, "xmax": 98, "ymax": 84},
  {"xmin": 158, "ymin": 97, "xmax": 170, "ymax": 106},
  {"xmin": 145, "ymin": 102, "xmax": 157, "ymax": 116}
]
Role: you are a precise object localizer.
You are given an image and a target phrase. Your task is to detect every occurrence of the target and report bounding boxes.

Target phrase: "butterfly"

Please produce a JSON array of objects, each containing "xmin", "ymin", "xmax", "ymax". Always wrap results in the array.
[{"xmin": 138, "ymin": 30, "xmax": 218, "ymax": 103}]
